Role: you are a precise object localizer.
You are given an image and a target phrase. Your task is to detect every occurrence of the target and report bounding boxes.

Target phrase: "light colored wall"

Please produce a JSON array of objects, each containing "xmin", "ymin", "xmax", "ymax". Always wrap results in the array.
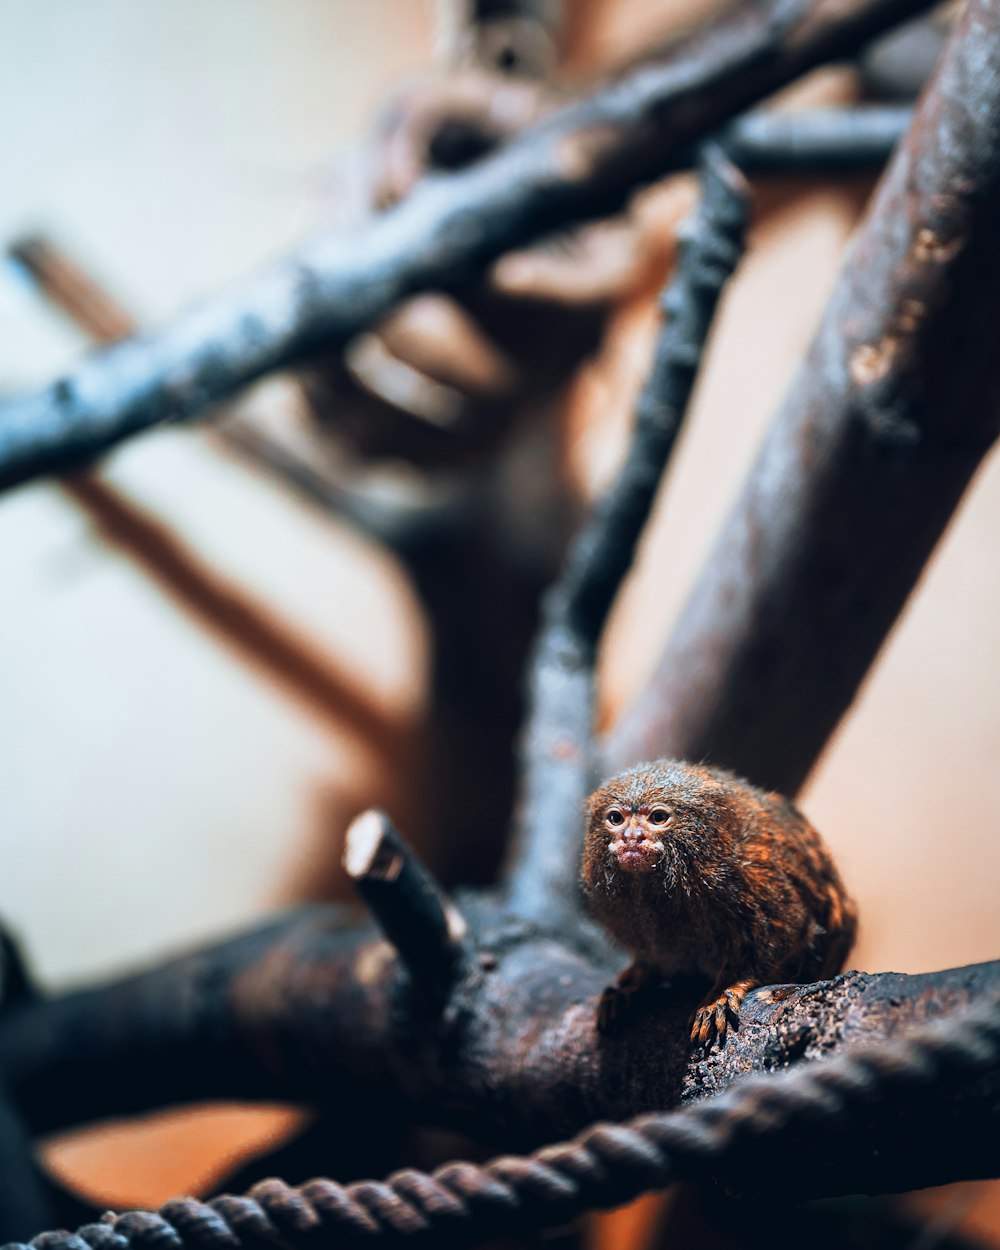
[{"xmin": 0, "ymin": 0, "xmax": 434, "ymax": 983}]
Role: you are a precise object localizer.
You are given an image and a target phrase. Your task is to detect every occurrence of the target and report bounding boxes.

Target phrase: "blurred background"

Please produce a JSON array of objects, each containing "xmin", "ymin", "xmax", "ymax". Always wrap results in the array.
[{"xmin": 1, "ymin": 0, "xmax": 999, "ymax": 1243}]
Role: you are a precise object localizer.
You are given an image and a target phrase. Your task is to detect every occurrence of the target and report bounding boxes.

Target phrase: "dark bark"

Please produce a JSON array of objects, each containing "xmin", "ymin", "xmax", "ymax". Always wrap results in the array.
[
  {"xmin": 344, "ymin": 812, "xmax": 469, "ymax": 996},
  {"xmin": 0, "ymin": 0, "xmax": 936, "ymax": 490},
  {"xmin": 0, "ymin": 1092, "xmax": 55, "ymax": 1244},
  {"xmin": 2, "ymin": 0, "xmax": 998, "ymax": 1236},
  {"xmin": 716, "ymin": 105, "xmax": 910, "ymax": 171},
  {"xmin": 7, "ymin": 991, "xmax": 1000, "ymax": 1250},
  {"xmin": 503, "ymin": 149, "xmax": 748, "ymax": 927},
  {"xmin": 605, "ymin": 0, "xmax": 1000, "ymax": 793},
  {"xmin": 0, "ymin": 895, "xmax": 996, "ymax": 1154}
]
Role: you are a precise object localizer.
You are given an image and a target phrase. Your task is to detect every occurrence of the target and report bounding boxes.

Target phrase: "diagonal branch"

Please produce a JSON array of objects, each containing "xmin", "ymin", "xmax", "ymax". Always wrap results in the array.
[
  {"xmin": 605, "ymin": 0, "xmax": 1000, "ymax": 792},
  {"xmin": 344, "ymin": 810, "xmax": 468, "ymax": 998},
  {"xmin": 503, "ymin": 148, "xmax": 748, "ymax": 927},
  {"xmin": 0, "ymin": 0, "xmax": 935, "ymax": 490}
]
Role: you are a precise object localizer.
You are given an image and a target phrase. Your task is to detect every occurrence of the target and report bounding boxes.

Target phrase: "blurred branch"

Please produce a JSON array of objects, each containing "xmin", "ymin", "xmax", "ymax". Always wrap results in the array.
[
  {"xmin": 7, "ymin": 237, "xmax": 133, "ymax": 346},
  {"xmin": 716, "ymin": 104, "xmax": 910, "ymax": 172},
  {"xmin": 606, "ymin": 0, "xmax": 1000, "ymax": 791},
  {"xmin": 7, "ymin": 233, "xmax": 408, "ymax": 541},
  {"xmin": 0, "ymin": 1091, "xmax": 55, "ymax": 1245},
  {"xmin": 0, "ymin": 0, "xmax": 935, "ymax": 489},
  {"xmin": 503, "ymin": 148, "xmax": 748, "ymax": 928}
]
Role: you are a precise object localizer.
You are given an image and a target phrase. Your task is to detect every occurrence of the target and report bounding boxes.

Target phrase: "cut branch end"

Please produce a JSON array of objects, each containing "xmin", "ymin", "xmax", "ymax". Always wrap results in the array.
[{"xmin": 344, "ymin": 810, "xmax": 468, "ymax": 994}]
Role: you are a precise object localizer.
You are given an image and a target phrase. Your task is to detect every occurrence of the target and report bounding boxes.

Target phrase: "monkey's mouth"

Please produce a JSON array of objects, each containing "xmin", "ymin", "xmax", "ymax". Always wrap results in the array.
[{"xmin": 611, "ymin": 840, "xmax": 664, "ymax": 873}]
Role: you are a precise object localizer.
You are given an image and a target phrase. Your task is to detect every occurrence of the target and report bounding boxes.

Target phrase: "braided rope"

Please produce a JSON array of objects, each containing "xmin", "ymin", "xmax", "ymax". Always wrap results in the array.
[{"xmin": 8, "ymin": 995, "xmax": 1000, "ymax": 1250}]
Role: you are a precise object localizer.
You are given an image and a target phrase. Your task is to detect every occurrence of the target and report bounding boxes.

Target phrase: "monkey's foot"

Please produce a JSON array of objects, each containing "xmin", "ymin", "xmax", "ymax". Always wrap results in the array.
[
  {"xmin": 597, "ymin": 964, "xmax": 657, "ymax": 1035},
  {"xmin": 691, "ymin": 979, "xmax": 757, "ymax": 1048}
]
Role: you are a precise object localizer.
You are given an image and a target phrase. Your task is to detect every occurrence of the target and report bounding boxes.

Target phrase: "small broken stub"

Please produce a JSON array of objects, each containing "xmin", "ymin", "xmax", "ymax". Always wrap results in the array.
[{"xmin": 344, "ymin": 810, "xmax": 403, "ymax": 883}]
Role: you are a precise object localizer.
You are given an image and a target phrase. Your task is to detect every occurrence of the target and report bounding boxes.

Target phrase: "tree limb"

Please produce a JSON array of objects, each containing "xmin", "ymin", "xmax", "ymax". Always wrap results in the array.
[
  {"xmin": 605, "ymin": 0, "xmax": 1000, "ymax": 792},
  {"xmin": 0, "ymin": 0, "xmax": 935, "ymax": 490}
]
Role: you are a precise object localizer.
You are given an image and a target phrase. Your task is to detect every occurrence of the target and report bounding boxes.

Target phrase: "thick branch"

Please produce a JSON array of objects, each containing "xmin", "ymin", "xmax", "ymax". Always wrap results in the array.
[
  {"xmin": 0, "ymin": 0, "xmax": 935, "ymax": 490},
  {"xmin": 606, "ymin": 0, "xmax": 1000, "ymax": 791},
  {"xmin": 8, "ymin": 996, "xmax": 1000, "ymax": 1250},
  {"xmin": 503, "ymin": 149, "xmax": 747, "ymax": 927},
  {"xmin": 0, "ymin": 895, "xmax": 996, "ymax": 1151}
]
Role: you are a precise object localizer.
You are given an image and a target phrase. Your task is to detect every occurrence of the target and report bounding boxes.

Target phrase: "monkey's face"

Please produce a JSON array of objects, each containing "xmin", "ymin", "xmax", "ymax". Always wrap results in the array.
[{"xmin": 593, "ymin": 797, "xmax": 672, "ymax": 875}]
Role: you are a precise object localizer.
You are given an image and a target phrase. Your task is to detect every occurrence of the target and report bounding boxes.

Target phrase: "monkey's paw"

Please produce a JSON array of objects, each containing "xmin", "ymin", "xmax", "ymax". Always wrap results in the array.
[
  {"xmin": 690, "ymin": 979, "xmax": 756, "ymax": 1048},
  {"xmin": 597, "ymin": 984, "xmax": 634, "ymax": 1035},
  {"xmin": 597, "ymin": 964, "xmax": 657, "ymax": 1036}
]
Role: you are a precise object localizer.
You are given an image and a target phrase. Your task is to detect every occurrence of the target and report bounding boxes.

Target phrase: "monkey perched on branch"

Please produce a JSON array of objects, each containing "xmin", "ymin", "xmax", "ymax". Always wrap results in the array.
[{"xmin": 582, "ymin": 760, "xmax": 857, "ymax": 1046}]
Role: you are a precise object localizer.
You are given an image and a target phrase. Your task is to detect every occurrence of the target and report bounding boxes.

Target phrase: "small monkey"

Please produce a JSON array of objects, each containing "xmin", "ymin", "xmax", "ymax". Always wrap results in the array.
[{"xmin": 582, "ymin": 759, "xmax": 856, "ymax": 1046}]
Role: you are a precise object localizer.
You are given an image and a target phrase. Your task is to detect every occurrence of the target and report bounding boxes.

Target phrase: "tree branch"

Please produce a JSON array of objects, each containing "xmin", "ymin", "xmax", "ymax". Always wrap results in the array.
[
  {"xmin": 0, "ymin": 893, "xmax": 996, "ymax": 1151},
  {"xmin": 0, "ymin": 0, "xmax": 935, "ymax": 490},
  {"xmin": 717, "ymin": 104, "xmax": 910, "ymax": 172},
  {"xmin": 7, "ymin": 993, "xmax": 1000, "ymax": 1250},
  {"xmin": 344, "ymin": 811, "xmax": 468, "ymax": 998},
  {"xmin": 605, "ymin": 0, "xmax": 1000, "ymax": 792},
  {"xmin": 503, "ymin": 148, "xmax": 748, "ymax": 927}
]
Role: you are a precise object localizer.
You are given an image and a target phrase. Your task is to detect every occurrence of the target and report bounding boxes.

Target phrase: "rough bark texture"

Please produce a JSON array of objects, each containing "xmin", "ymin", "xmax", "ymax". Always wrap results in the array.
[
  {"xmin": 0, "ymin": 897, "xmax": 996, "ymax": 1156},
  {"xmin": 3, "ymin": 0, "xmax": 1000, "ymax": 1241}
]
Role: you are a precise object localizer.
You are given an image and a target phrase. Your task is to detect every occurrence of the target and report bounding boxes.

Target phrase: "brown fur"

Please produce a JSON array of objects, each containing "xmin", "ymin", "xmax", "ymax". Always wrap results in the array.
[{"xmin": 581, "ymin": 759, "xmax": 857, "ymax": 1045}]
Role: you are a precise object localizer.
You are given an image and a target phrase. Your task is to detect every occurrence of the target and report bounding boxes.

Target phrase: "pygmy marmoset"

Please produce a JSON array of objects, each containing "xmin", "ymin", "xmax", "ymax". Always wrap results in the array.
[{"xmin": 582, "ymin": 759, "xmax": 857, "ymax": 1046}]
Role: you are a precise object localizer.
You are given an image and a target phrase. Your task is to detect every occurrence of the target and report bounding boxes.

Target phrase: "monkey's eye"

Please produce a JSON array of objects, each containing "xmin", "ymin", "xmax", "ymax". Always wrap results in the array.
[
  {"xmin": 648, "ymin": 808, "xmax": 672, "ymax": 826},
  {"xmin": 605, "ymin": 808, "xmax": 625, "ymax": 828}
]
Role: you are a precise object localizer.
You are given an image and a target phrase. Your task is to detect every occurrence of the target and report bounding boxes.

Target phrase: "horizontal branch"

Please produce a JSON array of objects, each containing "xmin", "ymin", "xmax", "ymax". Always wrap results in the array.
[
  {"xmin": 605, "ymin": 0, "xmax": 1000, "ymax": 792},
  {"xmin": 7, "ymin": 995, "xmax": 1000, "ymax": 1250},
  {"xmin": 717, "ymin": 104, "xmax": 911, "ymax": 172},
  {"xmin": 0, "ymin": 893, "xmax": 996, "ymax": 1151},
  {"xmin": 0, "ymin": 0, "xmax": 934, "ymax": 489}
]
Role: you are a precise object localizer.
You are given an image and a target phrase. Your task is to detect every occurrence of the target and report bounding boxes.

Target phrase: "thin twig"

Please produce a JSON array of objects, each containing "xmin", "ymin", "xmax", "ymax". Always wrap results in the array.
[
  {"xmin": 344, "ymin": 810, "xmax": 468, "ymax": 997},
  {"xmin": 7, "ymin": 236, "xmax": 134, "ymax": 345},
  {"xmin": 605, "ymin": 0, "xmax": 1000, "ymax": 792},
  {"xmin": 716, "ymin": 104, "xmax": 911, "ymax": 172},
  {"xmin": 0, "ymin": 0, "xmax": 935, "ymax": 490},
  {"xmin": 503, "ymin": 147, "xmax": 748, "ymax": 927}
]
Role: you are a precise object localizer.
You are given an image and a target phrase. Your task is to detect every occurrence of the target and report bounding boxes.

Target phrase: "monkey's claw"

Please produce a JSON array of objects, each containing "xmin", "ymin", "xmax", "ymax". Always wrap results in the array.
[{"xmin": 690, "ymin": 980, "xmax": 755, "ymax": 1048}]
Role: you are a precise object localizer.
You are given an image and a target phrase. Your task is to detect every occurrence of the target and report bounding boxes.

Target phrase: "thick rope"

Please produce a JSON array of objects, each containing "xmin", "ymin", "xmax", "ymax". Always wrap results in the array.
[{"xmin": 9, "ymin": 995, "xmax": 1000, "ymax": 1250}]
